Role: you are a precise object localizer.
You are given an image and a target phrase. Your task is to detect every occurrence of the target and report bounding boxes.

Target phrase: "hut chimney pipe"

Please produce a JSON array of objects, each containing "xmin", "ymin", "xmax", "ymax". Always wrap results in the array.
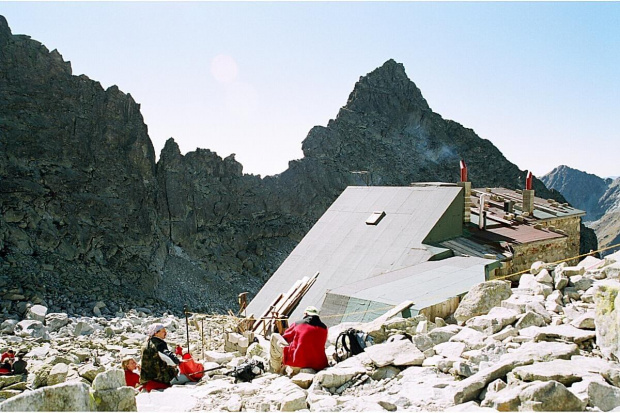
[
  {"xmin": 523, "ymin": 171, "xmax": 535, "ymax": 214},
  {"xmin": 479, "ymin": 194, "xmax": 488, "ymax": 229},
  {"xmin": 460, "ymin": 160, "xmax": 468, "ymax": 182}
]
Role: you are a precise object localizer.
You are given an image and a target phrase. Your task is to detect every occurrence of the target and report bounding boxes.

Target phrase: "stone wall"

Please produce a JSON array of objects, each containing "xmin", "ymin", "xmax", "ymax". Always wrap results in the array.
[
  {"xmin": 539, "ymin": 216, "xmax": 581, "ymax": 264},
  {"xmin": 494, "ymin": 237, "xmax": 569, "ymax": 280}
]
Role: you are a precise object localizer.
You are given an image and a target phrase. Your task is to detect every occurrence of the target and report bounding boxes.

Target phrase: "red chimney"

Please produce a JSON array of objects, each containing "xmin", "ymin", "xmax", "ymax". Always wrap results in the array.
[
  {"xmin": 460, "ymin": 160, "xmax": 467, "ymax": 182},
  {"xmin": 526, "ymin": 171, "xmax": 533, "ymax": 190},
  {"xmin": 523, "ymin": 171, "xmax": 535, "ymax": 214}
]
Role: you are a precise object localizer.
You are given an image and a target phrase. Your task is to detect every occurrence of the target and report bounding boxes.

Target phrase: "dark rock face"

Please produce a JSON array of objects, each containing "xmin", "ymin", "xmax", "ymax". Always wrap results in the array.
[
  {"xmin": 154, "ymin": 139, "xmax": 306, "ymax": 312},
  {"xmin": 0, "ymin": 17, "xmax": 594, "ymax": 316},
  {"xmin": 541, "ymin": 165, "xmax": 610, "ymax": 221},
  {"xmin": 0, "ymin": 16, "xmax": 166, "ymax": 315}
]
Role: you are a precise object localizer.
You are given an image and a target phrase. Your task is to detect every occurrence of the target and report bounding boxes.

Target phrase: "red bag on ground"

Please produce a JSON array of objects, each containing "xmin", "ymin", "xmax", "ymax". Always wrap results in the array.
[{"xmin": 178, "ymin": 353, "xmax": 204, "ymax": 381}]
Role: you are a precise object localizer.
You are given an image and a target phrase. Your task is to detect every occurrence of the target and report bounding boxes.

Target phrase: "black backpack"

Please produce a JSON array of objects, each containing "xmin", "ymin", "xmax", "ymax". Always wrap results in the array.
[
  {"xmin": 227, "ymin": 360, "xmax": 265, "ymax": 383},
  {"xmin": 334, "ymin": 328, "xmax": 374, "ymax": 362}
]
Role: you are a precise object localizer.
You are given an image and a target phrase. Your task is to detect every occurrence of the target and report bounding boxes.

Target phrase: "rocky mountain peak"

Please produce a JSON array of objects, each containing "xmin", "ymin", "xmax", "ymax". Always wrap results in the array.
[
  {"xmin": 542, "ymin": 165, "xmax": 609, "ymax": 221},
  {"xmin": 343, "ymin": 59, "xmax": 430, "ymax": 121}
]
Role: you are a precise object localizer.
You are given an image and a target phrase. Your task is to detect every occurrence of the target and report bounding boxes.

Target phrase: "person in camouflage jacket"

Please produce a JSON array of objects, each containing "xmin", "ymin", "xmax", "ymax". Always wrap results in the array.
[{"xmin": 139, "ymin": 323, "xmax": 180, "ymax": 392}]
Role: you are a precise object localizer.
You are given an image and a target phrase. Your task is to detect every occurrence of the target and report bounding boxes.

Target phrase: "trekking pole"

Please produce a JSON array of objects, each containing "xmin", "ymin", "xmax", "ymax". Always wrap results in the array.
[
  {"xmin": 187, "ymin": 365, "xmax": 224, "ymax": 377},
  {"xmin": 201, "ymin": 318, "xmax": 205, "ymax": 360},
  {"xmin": 184, "ymin": 305, "xmax": 190, "ymax": 355}
]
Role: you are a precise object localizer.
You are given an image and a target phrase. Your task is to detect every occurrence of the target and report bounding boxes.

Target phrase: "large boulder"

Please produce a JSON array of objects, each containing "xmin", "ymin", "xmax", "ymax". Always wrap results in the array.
[
  {"xmin": 92, "ymin": 387, "xmax": 137, "ymax": 412},
  {"xmin": 363, "ymin": 338, "xmax": 425, "ymax": 367},
  {"xmin": 454, "ymin": 281, "xmax": 512, "ymax": 325},
  {"xmin": 47, "ymin": 363, "xmax": 69, "ymax": 386},
  {"xmin": 465, "ymin": 307, "xmax": 519, "ymax": 334},
  {"xmin": 13, "ymin": 320, "xmax": 48, "ymax": 339},
  {"xmin": 25, "ymin": 305, "xmax": 48, "ymax": 323},
  {"xmin": 77, "ymin": 364, "xmax": 105, "ymax": 383},
  {"xmin": 594, "ymin": 280, "xmax": 620, "ymax": 360},
  {"xmin": 315, "ymin": 366, "xmax": 366, "ymax": 389},
  {"xmin": 0, "ymin": 382, "xmax": 93, "ymax": 411},
  {"xmin": 481, "ymin": 380, "xmax": 586, "ymax": 411},
  {"xmin": 454, "ymin": 342, "xmax": 579, "ymax": 404},
  {"xmin": 0, "ymin": 320, "xmax": 18, "ymax": 334},
  {"xmin": 92, "ymin": 369, "xmax": 125, "ymax": 391},
  {"xmin": 45, "ymin": 313, "xmax": 70, "ymax": 332},
  {"xmin": 586, "ymin": 380, "xmax": 620, "ymax": 411}
]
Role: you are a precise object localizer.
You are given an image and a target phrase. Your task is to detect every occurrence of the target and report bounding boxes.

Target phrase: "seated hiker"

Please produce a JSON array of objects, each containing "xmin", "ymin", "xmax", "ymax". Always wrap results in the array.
[
  {"xmin": 269, "ymin": 306, "xmax": 328, "ymax": 375},
  {"xmin": 139, "ymin": 323, "xmax": 188, "ymax": 392},
  {"xmin": 121, "ymin": 356, "xmax": 141, "ymax": 388},
  {"xmin": 11, "ymin": 350, "xmax": 28, "ymax": 377},
  {"xmin": 0, "ymin": 349, "xmax": 15, "ymax": 374}
]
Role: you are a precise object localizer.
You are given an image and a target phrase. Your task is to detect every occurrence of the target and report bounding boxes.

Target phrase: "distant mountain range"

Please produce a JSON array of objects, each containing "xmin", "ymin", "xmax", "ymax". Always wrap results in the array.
[
  {"xmin": 542, "ymin": 165, "xmax": 620, "ymax": 255},
  {"xmin": 0, "ymin": 15, "xmax": 597, "ymax": 316}
]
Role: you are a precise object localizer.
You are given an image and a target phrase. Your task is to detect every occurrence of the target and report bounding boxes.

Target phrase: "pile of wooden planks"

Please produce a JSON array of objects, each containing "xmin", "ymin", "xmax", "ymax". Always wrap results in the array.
[{"xmin": 251, "ymin": 272, "xmax": 319, "ymax": 335}]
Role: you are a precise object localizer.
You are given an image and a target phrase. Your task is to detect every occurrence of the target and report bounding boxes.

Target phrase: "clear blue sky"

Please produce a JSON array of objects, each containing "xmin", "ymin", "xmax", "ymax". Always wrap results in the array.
[{"xmin": 2, "ymin": 2, "xmax": 619, "ymax": 179}]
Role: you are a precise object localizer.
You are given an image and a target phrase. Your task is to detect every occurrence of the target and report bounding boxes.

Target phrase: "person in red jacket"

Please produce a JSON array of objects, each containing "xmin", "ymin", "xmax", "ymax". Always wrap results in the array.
[
  {"xmin": 121, "ymin": 356, "xmax": 141, "ymax": 388},
  {"xmin": 269, "ymin": 306, "xmax": 328, "ymax": 375}
]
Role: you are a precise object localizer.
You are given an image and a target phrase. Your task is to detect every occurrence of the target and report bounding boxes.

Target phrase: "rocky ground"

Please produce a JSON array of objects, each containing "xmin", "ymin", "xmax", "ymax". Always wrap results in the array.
[{"xmin": 1, "ymin": 251, "xmax": 620, "ymax": 411}]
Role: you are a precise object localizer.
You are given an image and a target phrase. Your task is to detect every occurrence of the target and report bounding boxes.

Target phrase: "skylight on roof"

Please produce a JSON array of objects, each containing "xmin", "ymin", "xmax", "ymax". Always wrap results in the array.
[{"xmin": 366, "ymin": 211, "xmax": 386, "ymax": 225}]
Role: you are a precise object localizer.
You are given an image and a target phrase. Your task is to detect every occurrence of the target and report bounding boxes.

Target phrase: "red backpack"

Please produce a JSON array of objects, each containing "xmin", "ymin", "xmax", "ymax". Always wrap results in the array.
[{"xmin": 178, "ymin": 353, "xmax": 204, "ymax": 381}]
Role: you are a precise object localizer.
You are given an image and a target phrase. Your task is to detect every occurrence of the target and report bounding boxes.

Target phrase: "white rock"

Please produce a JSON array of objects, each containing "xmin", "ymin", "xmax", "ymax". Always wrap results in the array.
[
  {"xmin": 449, "ymin": 327, "xmax": 487, "ymax": 350},
  {"xmin": 515, "ymin": 311, "xmax": 545, "ymax": 330},
  {"xmin": 92, "ymin": 387, "xmax": 137, "ymax": 412},
  {"xmin": 415, "ymin": 320, "xmax": 428, "ymax": 334},
  {"xmin": 570, "ymin": 311, "xmax": 596, "ymax": 329},
  {"xmin": 315, "ymin": 366, "xmax": 366, "ymax": 389},
  {"xmin": 481, "ymin": 380, "xmax": 585, "ymax": 411},
  {"xmin": 280, "ymin": 390, "xmax": 308, "ymax": 411},
  {"xmin": 518, "ymin": 274, "xmax": 553, "ymax": 297},
  {"xmin": 501, "ymin": 294, "xmax": 544, "ymax": 313},
  {"xmin": 291, "ymin": 372, "xmax": 315, "ymax": 389},
  {"xmin": 578, "ymin": 256, "xmax": 604, "ymax": 270},
  {"xmin": 204, "ymin": 351, "xmax": 234, "ymax": 364},
  {"xmin": 14, "ymin": 320, "xmax": 48, "ymax": 339},
  {"xmin": 570, "ymin": 275, "xmax": 594, "ymax": 291},
  {"xmin": 446, "ymin": 400, "xmax": 496, "ymax": 411},
  {"xmin": 77, "ymin": 363, "xmax": 105, "ymax": 382},
  {"xmin": 422, "ymin": 355, "xmax": 444, "ymax": 367},
  {"xmin": 454, "ymin": 280, "xmax": 512, "ymax": 325},
  {"xmin": 0, "ymin": 383, "xmax": 92, "ymax": 411},
  {"xmin": 586, "ymin": 380, "xmax": 620, "ymax": 411},
  {"xmin": 26, "ymin": 305, "xmax": 48, "ymax": 322},
  {"xmin": 562, "ymin": 266, "xmax": 586, "ymax": 277},
  {"xmin": 223, "ymin": 394, "xmax": 243, "ymax": 412},
  {"xmin": 47, "ymin": 363, "xmax": 69, "ymax": 386},
  {"xmin": 535, "ymin": 269, "xmax": 553, "ymax": 284},
  {"xmin": 427, "ymin": 325, "xmax": 462, "ymax": 345},
  {"xmin": 530, "ymin": 261, "xmax": 546, "ymax": 275},
  {"xmin": 594, "ymin": 281, "xmax": 620, "ymax": 360},
  {"xmin": 0, "ymin": 319, "xmax": 18, "ymax": 334},
  {"xmin": 45, "ymin": 313, "xmax": 70, "ymax": 332},
  {"xmin": 73, "ymin": 321, "xmax": 94, "ymax": 336},
  {"xmin": 489, "ymin": 326, "xmax": 518, "ymax": 342},
  {"xmin": 363, "ymin": 338, "xmax": 425, "ymax": 367},
  {"xmin": 92, "ymin": 368, "xmax": 125, "ymax": 391},
  {"xmin": 434, "ymin": 342, "xmax": 466, "ymax": 359}
]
